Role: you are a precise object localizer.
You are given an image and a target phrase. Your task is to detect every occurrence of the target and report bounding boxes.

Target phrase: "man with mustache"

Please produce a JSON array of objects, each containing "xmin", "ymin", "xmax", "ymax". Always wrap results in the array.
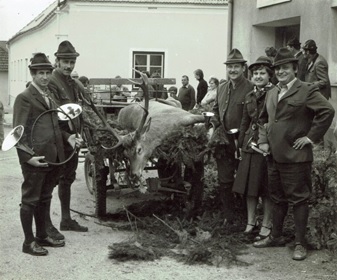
[
  {"xmin": 212, "ymin": 49, "xmax": 254, "ymax": 223},
  {"xmin": 47, "ymin": 41, "xmax": 88, "ymax": 240},
  {"xmin": 254, "ymin": 48, "xmax": 334, "ymax": 261}
]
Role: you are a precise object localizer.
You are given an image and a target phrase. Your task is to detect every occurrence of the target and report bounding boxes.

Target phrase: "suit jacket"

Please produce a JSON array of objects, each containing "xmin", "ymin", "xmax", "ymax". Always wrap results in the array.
[
  {"xmin": 258, "ymin": 79, "xmax": 334, "ymax": 163},
  {"xmin": 49, "ymin": 70, "xmax": 85, "ymax": 150},
  {"xmin": 295, "ymin": 51, "xmax": 307, "ymax": 82},
  {"xmin": 13, "ymin": 84, "xmax": 65, "ymax": 164},
  {"xmin": 212, "ymin": 76, "xmax": 254, "ymax": 131},
  {"xmin": 305, "ymin": 53, "xmax": 331, "ymax": 99},
  {"xmin": 238, "ymin": 84, "xmax": 274, "ymax": 152}
]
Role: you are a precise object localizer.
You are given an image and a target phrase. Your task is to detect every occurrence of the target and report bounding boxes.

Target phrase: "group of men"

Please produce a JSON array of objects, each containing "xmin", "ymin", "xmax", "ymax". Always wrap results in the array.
[
  {"xmin": 13, "ymin": 40, "xmax": 88, "ymax": 256},
  {"xmin": 211, "ymin": 40, "xmax": 334, "ymax": 261},
  {"xmin": 13, "ymin": 36, "xmax": 335, "ymax": 262}
]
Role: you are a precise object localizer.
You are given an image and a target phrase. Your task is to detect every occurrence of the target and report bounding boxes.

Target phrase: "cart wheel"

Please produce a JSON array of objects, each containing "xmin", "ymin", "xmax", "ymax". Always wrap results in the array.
[
  {"xmin": 84, "ymin": 152, "xmax": 95, "ymax": 195},
  {"xmin": 95, "ymin": 166, "xmax": 109, "ymax": 218},
  {"xmin": 84, "ymin": 152, "xmax": 108, "ymax": 217}
]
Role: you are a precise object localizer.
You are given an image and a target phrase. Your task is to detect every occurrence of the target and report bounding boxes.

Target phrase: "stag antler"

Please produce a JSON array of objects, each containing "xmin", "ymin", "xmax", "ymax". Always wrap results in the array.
[
  {"xmin": 84, "ymin": 92, "xmax": 125, "ymax": 149},
  {"xmin": 128, "ymin": 69, "xmax": 150, "ymax": 136}
]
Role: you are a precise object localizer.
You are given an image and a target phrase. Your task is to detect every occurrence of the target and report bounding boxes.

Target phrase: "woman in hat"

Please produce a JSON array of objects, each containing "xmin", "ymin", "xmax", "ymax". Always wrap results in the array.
[{"xmin": 232, "ymin": 56, "xmax": 274, "ymax": 239}]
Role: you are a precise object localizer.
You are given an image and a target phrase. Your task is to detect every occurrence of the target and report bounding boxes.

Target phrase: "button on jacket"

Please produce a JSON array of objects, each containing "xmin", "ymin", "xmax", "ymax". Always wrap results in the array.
[{"xmin": 258, "ymin": 79, "xmax": 334, "ymax": 163}]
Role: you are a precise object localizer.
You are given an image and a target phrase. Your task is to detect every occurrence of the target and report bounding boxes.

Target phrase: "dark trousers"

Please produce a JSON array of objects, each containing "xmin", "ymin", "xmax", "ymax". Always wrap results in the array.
[
  {"xmin": 57, "ymin": 149, "xmax": 79, "ymax": 221},
  {"xmin": 21, "ymin": 164, "xmax": 61, "ymax": 243},
  {"xmin": 267, "ymin": 158, "xmax": 312, "ymax": 244}
]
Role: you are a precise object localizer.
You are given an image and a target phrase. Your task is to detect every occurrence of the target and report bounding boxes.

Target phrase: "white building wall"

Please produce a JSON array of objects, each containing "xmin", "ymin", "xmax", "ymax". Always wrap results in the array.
[{"xmin": 8, "ymin": 2, "xmax": 228, "ymax": 104}]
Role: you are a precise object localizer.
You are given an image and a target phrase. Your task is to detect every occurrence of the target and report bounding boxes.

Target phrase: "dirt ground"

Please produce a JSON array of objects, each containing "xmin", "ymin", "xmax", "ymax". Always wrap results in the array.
[{"xmin": 0, "ymin": 127, "xmax": 336, "ymax": 280}]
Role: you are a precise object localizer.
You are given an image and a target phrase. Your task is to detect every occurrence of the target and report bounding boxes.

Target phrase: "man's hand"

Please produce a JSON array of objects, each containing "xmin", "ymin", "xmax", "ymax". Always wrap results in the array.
[
  {"xmin": 27, "ymin": 156, "xmax": 48, "ymax": 167},
  {"xmin": 259, "ymin": 143, "xmax": 270, "ymax": 153},
  {"xmin": 293, "ymin": 136, "xmax": 312, "ymax": 150},
  {"xmin": 67, "ymin": 134, "xmax": 83, "ymax": 149}
]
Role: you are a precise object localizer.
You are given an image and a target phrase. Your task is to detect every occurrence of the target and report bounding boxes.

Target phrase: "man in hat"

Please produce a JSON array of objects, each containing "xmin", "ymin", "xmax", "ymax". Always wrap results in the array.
[
  {"xmin": 211, "ymin": 48, "xmax": 254, "ymax": 223},
  {"xmin": 253, "ymin": 47, "xmax": 334, "ymax": 260},
  {"xmin": 303, "ymin": 39, "xmax": 331, "ymax": 99},
  {"xmin": 47, "ymin": 40, "xmax": 88, "ymax": 240},
  {"xmin": 13, "ymin": 53, "xmax": 79, "ymax": 255},
  {"xmin": 286, "ymin": 37, "xmax": 307, "ymax": 81}
]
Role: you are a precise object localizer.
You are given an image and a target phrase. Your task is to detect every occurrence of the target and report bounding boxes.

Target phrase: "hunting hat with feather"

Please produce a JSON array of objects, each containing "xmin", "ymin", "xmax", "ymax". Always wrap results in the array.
[
  {"xmin": 224, "ymin": 48, "xmax": 247, "ymax": 64},
  {"xmin": 28, "ymin": 53, "xmax": 54, "ymax": 70},
  {"xmin": 273, "ymin": 47, "xmax": 298, "ymax": 67},
  {"xmin": 54, "ymin": 40, "xmax": 80, "ymax": 58}
]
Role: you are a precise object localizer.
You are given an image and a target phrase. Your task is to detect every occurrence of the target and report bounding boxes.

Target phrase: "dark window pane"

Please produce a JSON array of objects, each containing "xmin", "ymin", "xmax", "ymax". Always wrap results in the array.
[
  {"xmin": 150, "ymin": 55, "xmax": 162, "ymax": 66},
  {"xmin": 135, "ymin": 55, "xmax": 147, "ymax": 66}
]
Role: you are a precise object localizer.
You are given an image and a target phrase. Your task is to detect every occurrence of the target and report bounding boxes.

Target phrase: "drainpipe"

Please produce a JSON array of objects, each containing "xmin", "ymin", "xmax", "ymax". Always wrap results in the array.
[{"xmin": 227, "ymin": 0, "xmax": 233, "ymax": 54}]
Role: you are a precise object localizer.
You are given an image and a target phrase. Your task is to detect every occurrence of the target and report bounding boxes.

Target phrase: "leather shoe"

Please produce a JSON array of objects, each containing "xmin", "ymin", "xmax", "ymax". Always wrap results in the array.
[
  {"xmin": 22, "ymin": 241, "xmax": 48, "ymax": 256},
  {"xmin": 36, "ymin": 236, "xmax": 65, "ymax": 247},
  {"xmin": 46, "ymin": 225, "xmax": 65, "ymax": 240},
  {"xmin": 253, "ymin": 235, "xmax": 287, "ymax": 248},
  {"xmin": 60, "ymin": 219, "xmax": 88, "ymax": 232},
  {"xmin": 293, "ymin": 243, "xmax": 307, "ymax": 261}
]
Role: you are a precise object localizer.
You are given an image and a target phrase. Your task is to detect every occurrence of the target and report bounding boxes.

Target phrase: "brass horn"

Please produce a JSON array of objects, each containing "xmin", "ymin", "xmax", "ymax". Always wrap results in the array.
[{"xmin": 2, "ymin": 125, "xmax": 35, "ymax": 155}]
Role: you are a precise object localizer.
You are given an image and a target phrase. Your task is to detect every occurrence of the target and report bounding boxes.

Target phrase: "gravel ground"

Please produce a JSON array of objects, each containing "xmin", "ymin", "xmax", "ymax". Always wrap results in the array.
[{"xmin": 0, "ymin": 127, "xmax": 336, "ymax": 280}]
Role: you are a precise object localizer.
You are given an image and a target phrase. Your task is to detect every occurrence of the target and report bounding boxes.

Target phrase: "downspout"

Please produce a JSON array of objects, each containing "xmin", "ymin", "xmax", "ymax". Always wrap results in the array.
[{"xmin": 227, "ymin": 0, "xmax": 233, "ymax": 53}]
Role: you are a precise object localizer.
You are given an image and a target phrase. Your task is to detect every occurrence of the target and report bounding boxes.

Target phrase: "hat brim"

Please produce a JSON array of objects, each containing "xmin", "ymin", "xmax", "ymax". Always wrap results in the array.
[
  {"xmin": 273, "ymin": 57, "xmax": 298, "ymax": 67},
  {"xmin": 248, "ymin": 62, "xmax": 272, "ymax": 70},
  {"xmin": 28, "ymin": 63, "xmax": 54, "ymax": 70},
  {"xmin": 224, "ymin": 59, "xmax": 247, "ymax": 64},
  {"xmin": 54, "ymin": 52, "xmax": 80, "ymax": 58}
]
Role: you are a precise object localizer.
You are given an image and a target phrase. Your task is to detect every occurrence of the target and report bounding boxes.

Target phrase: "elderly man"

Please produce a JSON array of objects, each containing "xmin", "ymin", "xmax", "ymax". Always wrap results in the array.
[
  {"xmin": 47, "ymin": 41, "xmax": 88, "ymax": 240},
  {"xmin": 13, "ymin": 53, "xmax": 79, "ymax": 255},
  {"xmin": 212, "ymin": 48, "xmax": 254, "ymax": 223},
  {"xmin": 254, "ymin": 48, "xmax": 334, "ymax": 261},
  {"xmin": 303, "ymin": 39, "xmax": 331, "ymax": 100}
]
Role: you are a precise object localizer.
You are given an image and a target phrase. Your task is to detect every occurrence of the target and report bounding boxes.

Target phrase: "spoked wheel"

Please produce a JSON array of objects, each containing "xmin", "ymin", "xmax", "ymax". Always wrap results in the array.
[
  {"xmin": 84, "ymin": 152, "xmax": 95, "ymax": 195},
  {"xmin": 84, "ymin": 152, "xmax": 108, "ymax": 217}
]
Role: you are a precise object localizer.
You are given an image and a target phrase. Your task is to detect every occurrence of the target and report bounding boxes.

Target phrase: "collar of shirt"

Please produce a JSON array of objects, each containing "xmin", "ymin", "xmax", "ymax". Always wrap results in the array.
[
  {"xmin": 229, "ymin": 75, "xmax": 244, "ymax": 90},
  {"xmin": 183, "ymin": 84, "xmax": 189, "ymax": 89},
  {"xmin": 277, "ymin": 77, "xmax": 297, "ymax": 92},
  {"xmin": 277, "ymin": 78, "xmax": 297, "ymax": 101},
  {"xmin": 31, "ymin": 81, "xmax": 48, "ymax": 96}
]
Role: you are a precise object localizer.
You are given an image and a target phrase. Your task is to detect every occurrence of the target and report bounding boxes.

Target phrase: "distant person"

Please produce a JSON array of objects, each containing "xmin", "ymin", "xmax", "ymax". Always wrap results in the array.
[
  {"xmin": 286, "ymin": 38, "xmax": 307, "ymax": 81},
  {"xmin": 70, "ymin": 71, "xmax": 79, "ymax": 79},
  {"xmin": 303, "ymin": 39, "xmax": 331, "ymax": 99},
  {"xmin": 178, "ymin": 75, "xmax": 196, "ymax": 111},
  {"xmin": 253, "ymin": 47, "xmax": 335, "ymax": 261},
  {"xmin": 165, "ymin": 86, "xmax": 181, "ymax": 108},
  {"xmin": 111, "ymin": 75, "xmax": 130, "ymax": 101},
  {"xmin": 150, "ymin": 72, "xmax": 168, "ymax": 99},
  {"xmin": 194, "ymin": 69, "xmax": 208, "ymax": 106},
  {"xmin": 200, "ymin": 77, "xmax": 219, "ymax": 108},
  {"xmin": 265, "ymin": 46, "xmax": 278, "ymax": 85},
  {"xmin": 78, "ymin": 76, "xmax": 89, "ymax": 88}
]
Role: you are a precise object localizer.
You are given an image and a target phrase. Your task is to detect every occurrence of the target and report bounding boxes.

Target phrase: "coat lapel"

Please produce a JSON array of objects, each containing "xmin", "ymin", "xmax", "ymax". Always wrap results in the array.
[
  {"xmin": 29, "ymin": 84, "xmax": 49, "ymax": 109},
  {"xmin": 279, "ymin": 79, "xmax": 301, "ymax": 102}
]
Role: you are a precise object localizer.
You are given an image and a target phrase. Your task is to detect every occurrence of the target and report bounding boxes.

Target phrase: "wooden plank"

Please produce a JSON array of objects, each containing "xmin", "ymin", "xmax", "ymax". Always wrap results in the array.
[{"xmin": 90, "ymin": 78, "xmax": 176, "ymax": 86}]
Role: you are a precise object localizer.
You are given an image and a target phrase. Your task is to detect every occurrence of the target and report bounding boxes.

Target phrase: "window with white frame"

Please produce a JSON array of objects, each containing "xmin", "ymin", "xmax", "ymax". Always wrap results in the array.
[{"xmin": 133, "ymin": 51, "xmax": 165, "ymax": 78}]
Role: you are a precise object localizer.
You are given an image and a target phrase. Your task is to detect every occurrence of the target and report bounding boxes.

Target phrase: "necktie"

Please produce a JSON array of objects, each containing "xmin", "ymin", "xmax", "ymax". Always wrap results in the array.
[
  {"xmin": 42, "ymin": 90, "xmax": 51, "ymax": 108},
  {"xmin": 278, "ymin": 84, "xmax": 288, "ymax": 101}
]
